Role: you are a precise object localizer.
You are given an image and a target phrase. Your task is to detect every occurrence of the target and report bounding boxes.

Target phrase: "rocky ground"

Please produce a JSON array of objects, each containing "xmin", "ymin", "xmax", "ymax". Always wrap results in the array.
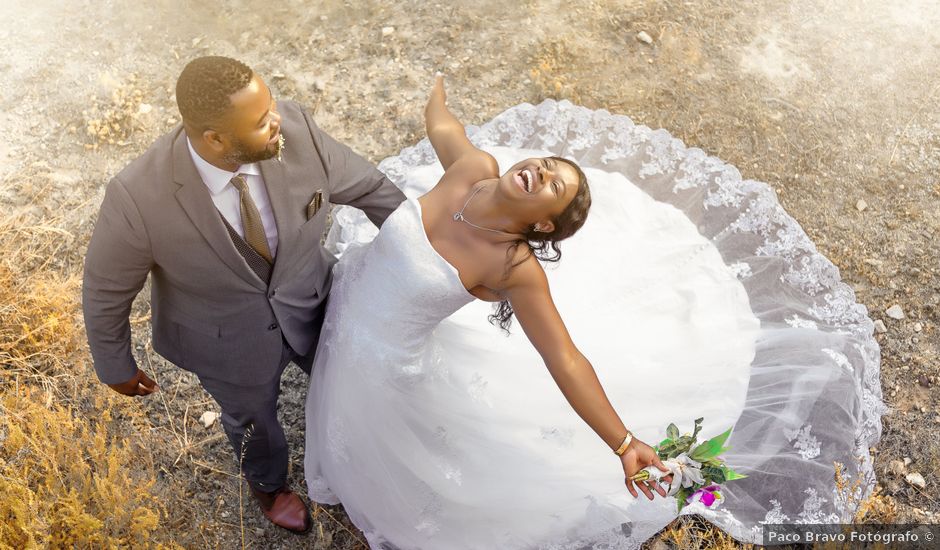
[{"xmin": 2, "ymin": 0, "xmax": 938, "ymax": 547}]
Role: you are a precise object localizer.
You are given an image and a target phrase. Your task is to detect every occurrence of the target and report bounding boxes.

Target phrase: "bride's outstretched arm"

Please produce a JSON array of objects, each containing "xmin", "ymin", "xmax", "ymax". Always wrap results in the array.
[
  {"xmin": 502, "ymin": 256, "xmax": 670, "ymax": 500},
  {"xmin": 425, "ymin": 74, "xmax": 490, "ymax": 172}
]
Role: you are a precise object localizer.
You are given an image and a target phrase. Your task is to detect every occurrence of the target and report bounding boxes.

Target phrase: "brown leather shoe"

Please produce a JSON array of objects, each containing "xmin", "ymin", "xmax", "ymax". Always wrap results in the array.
[{"xmin": 251, "ymin": 485, "xmax": 312, "ymax": 534}]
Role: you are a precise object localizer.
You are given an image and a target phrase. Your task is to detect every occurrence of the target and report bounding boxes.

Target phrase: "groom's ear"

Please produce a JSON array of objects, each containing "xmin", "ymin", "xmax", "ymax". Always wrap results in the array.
[{"xmin": 202, "ymin": 129, "xmax": 226, "ymax": 152}]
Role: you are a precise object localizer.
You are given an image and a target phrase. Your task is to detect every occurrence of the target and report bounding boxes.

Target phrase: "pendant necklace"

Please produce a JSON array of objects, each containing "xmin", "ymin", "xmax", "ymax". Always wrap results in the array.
[{"xmin": 453, "ymin": 183, "xmax": 524, "ymax": 239}]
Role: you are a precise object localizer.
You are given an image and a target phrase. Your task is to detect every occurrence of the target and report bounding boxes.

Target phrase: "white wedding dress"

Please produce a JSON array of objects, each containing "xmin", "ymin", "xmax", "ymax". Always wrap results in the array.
[{"xmin": 304, "ymin": 101, "xmax": 884, "ymax": 549}]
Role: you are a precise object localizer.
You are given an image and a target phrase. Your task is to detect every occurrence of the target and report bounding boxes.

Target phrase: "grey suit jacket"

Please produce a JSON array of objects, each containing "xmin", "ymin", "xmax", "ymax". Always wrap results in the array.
[{"xmin": 82, "ymin": 100, "xmax": 405, "ymax": 386}]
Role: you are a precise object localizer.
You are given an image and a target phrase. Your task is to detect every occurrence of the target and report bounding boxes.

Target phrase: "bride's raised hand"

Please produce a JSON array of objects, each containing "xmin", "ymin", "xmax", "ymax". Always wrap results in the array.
[
  {"xmin": 620, "ymin": 437, "xmax": 671, "ymax": 500},
  {"xmin": 430, "ymin": 72, "xmax": 446, "ymax": 103}
]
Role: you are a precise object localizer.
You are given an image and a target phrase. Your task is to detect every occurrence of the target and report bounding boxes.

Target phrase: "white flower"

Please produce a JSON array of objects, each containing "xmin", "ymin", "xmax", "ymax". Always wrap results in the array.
[{"xmin": 640, "ymin": 453, "xmax": 705, "ymax": 496}]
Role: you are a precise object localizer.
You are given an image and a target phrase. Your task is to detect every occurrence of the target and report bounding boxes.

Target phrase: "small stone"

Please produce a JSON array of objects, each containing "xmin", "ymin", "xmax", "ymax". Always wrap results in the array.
[
  {"xmin": 382, "ymin": 26, "xmax": 395, "ymax": 37},
  {"xmin": 918, "ymin": 374, "xmax": 930, "ymax": 387},
  {"xmin": 220, "ymin": 510, "xmax": 230, "ymax": 518},
  {"xmin": 885, "ymin": 304, "xmax": 905, "ymax": 320},
  {"xmin": 137, "ymin": 103, "xmax": 152, "ymax": 115},
  {"xmin": 199, "ymin": 411, "xmax": 220, "ymax": 428},
  {"xmin": 636, "ymin": 31, "xmax": 653, "ymax": 44},
  {"xmin": 903, "ymin": 457, "xmax": 912, "ymax": 467},
  {"xmin": 887, "ymin": 459, "xmax": 906, "ymax": 476},
  {"xmin": 320, "ymin": 15, "xmax": 328, "ymax": 21},
  {"xmin": 905, "ymin": 472, "xmax": 926, "ymax": 489},
  {"xmin": 873, "ymin": 319, "xmax": 887, "ymax": 333},
  {"xmin": 192, "ymin": 37, "xmax": 202, "ymax": 47},
  {"xmin": 913, "ymin": 322, "xmax": 922, "ymax": 332},
  {"xmin": 254, "ymin": 528, "xmax": 265, "ymax": 536},
  {"xmin": 856, "ymin": 199, "xmax": 868, "ymax": 211}
]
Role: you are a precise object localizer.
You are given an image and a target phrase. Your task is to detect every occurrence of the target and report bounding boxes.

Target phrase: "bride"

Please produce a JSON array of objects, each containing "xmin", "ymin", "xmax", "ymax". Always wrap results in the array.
[{"xmin": 305, "ymin": 76, "xmax": 884, "ymax": 549}]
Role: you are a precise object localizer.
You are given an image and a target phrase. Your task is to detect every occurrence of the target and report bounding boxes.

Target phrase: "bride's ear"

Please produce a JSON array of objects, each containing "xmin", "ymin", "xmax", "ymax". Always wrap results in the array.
[{"xmin": 533, "ymin": 221, "xmax": 555, "ymax": 233}]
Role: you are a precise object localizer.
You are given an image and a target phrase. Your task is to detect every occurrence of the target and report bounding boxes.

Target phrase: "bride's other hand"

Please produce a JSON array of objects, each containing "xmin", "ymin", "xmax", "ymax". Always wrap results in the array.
[
  {"xmin": 430, "ymin": 72, "xmax": 445, "ymax": 102},
  {"xmin": 621, "ymin": 438, "xmax": 670, "ymax": 500}
]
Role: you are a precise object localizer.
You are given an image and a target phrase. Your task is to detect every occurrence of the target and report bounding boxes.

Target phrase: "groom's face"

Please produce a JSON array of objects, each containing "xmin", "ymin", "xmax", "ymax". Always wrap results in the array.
[{"xmin": 217, "ymin": 73, "xmax": 282, "ymax": 165}]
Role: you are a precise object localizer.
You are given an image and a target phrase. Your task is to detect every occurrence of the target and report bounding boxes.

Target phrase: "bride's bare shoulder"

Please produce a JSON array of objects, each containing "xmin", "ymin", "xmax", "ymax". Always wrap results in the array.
[{"xmin": 439, "ymin": 150, "xmax": 499, "ymax": 189}]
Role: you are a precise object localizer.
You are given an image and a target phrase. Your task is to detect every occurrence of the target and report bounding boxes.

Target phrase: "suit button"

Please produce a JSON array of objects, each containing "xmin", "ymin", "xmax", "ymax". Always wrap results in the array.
[{"xmin": 268, "ymin": 323, "xmax": 278, "ymax": 331}]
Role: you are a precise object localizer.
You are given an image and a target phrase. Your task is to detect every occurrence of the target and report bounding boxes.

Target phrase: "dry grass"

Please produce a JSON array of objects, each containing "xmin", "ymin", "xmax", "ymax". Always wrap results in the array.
[
  {"xmin": 81, "ymin": 73, "xmax": 148, "ymax": 150},
  {"xmin": 0, "ymin": 204, "xmax": 184, "ymax": 549},
  {"xmin": 0, "ymin": 387, "xmax": 176, "ymax": 549}
]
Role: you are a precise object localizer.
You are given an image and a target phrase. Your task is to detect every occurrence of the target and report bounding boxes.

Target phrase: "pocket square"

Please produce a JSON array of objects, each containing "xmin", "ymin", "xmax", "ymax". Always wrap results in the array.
[{"xmin": 306, "ymin": 191, "xmax": 324, "ymax": 219}]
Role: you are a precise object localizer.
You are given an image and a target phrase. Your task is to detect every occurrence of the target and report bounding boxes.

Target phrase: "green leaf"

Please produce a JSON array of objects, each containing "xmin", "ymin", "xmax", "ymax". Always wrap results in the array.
[
  {"xmin": 689, "ymin": 427, "xmax": 733, "ymax": 462},
  {"xmin": 691, "ymin": 417, "xmax": 704, "ymax": 441},
  {"xmin": 658, "ymin": 442, "xmax": 678, "ymax": 459},
  {"xmin": 657, "ymin": 437, "xmax": 673, "ymax": 448},
  {"xmin": 667, "ymin": 423, "xmax": 680, "ymax": 441},
  {"xmin": 675, "ymin": 435, "xmax": 696, "ymax": 454},
  {"xmin": 675, "ymin": 487, "xmax": 692, "ymax": 513},
  {"xmin": 701, "ymin": 465, "xmax": 726, "ymax": 484},
  {"xmin": 723, "ymin": 467, "xmax": 748, "ymax": 481}
]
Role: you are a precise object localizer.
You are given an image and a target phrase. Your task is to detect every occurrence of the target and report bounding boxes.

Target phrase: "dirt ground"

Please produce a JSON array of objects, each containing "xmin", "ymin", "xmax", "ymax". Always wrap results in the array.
[{"xmin": 3, "ymin": 0, "xmax": 938, "ymax": 547}]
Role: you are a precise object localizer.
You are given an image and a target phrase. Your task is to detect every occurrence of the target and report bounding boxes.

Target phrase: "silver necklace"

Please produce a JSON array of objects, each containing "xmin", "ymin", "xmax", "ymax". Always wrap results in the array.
[{"xmin": 453, "ymin": 184, "xmax": 523, "ymax": 238}]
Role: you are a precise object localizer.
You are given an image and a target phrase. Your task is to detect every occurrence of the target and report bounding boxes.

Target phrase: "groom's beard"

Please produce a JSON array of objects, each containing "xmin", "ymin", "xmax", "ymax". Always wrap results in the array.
[{"xmin": 223, "ymin": 136, "xmax": 280, "ymax": 166}]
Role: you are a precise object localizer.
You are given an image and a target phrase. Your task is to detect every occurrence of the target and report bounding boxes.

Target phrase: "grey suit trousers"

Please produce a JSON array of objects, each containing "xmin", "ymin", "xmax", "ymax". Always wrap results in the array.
[{"xmin": 198, "ymin": 337, "xmax": 310, "ymax": 491}]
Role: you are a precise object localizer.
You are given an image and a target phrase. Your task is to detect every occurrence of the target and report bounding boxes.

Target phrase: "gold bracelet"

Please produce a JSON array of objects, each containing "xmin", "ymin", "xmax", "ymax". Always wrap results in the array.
[{"xmin": 614, "ymin": 431, "xmax": 633, "ymax": 456}]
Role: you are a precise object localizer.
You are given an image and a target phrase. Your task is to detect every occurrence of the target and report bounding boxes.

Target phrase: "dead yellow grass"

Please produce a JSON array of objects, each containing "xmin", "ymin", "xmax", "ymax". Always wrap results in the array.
[
  {"xmin": 0, "ymin": 216, "xmax": 81, "ymax": 378},
  {"xmin": 0, "ymin": 208, "xmax": 183, "ymax": 549},
  {"xmin": 0, "ymin": 387, "xmax": 178, "ymax": 549}
]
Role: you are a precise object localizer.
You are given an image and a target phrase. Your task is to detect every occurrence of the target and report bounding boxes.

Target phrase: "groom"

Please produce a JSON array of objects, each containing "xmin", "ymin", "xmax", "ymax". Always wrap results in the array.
[{"xmin": 82, "ymin": 56, "xmax": 405, "ymax": 533}]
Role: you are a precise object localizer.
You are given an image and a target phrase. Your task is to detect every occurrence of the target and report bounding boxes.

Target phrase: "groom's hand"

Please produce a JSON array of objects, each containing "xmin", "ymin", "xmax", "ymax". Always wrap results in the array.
[{"xmin": 107, "ymin": 368, "xmax": 159, "ymax": 397}]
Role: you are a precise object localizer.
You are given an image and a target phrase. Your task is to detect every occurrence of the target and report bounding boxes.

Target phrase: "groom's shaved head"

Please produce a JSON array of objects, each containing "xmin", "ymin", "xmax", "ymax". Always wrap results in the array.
[{"xmin": 176, "ymin": 56, "xmax": 253, "ymax": 131}]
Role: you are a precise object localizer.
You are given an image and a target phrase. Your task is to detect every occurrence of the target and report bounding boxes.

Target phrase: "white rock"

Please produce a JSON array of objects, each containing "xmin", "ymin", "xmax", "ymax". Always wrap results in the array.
[
  {"xmin": 886, "ymin": 304, "xmax": 905, "ymax": 320},
  {"xmin": 199, "ymin": 411, "xmax": 220, "ymax": 428},
  {"xmin": 903, "ymin": 456, "xmax": 912, "ymax": 467},
  {"xmin": 855, "ymin": 199, "xmax": 868, "ymax": 212},
  {"xmin": 913, "ymin": 322, "xmax": 922, "ymax": 332},
  {"xmin": 636, "ymin": 31, "xmax": 653, "ymax": 44},
  {"xmin": 382, "ymin": 26, "xmax": 395, "ymax": 37},
  {"xmin": 137, "ymin": 103, "xmax": 152, "ymax": 115},
  {"xmin": 873, "ymin": 319, "xmax": 887, "ymax": 333},
  {"xmin": 905, "ymin": 472, "xmax": 926, "ymax": 489}
]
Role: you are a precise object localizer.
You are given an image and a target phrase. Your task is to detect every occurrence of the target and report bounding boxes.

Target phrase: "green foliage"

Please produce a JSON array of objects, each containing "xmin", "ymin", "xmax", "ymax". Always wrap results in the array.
[
  {"xmin": 689, "ymin": 427, "xmax": 733, "ymax": 462},
  {"xmin": 701, "ymin": 466, "xmax": 726, "ymax": 484}
]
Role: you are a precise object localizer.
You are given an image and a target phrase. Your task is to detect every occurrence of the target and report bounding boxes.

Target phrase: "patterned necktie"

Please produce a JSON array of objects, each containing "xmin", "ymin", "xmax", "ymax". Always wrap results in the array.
[{"xmin": 230, "ymin": 174, "xmax": 273, "ymax": 263}]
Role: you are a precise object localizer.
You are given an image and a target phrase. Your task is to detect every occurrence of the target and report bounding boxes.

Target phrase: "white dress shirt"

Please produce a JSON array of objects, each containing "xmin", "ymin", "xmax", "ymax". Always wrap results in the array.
[{"xmin": 187, "ymin": 138, "xmax": 279, "ymax": 257}]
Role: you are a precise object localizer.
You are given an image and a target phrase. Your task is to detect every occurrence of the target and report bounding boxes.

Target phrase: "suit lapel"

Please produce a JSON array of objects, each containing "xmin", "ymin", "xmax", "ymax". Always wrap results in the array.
[
  {"xmin": 260, "ymin": 154, "xmax": 307, "ymax": 286},
  {"xmin": 172, "ymin": 133, "xmax": 267, "ymax": 291}
]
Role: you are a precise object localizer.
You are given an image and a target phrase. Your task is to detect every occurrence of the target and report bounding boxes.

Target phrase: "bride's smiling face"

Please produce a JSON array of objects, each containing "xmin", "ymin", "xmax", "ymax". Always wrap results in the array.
[{"xmin": 499, "ymin": 157, "xmax": 581, "ymax": 223}]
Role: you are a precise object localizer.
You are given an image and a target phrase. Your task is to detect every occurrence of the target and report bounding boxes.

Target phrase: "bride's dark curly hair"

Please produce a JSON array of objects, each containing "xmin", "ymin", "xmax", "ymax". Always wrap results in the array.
[{"xmin": 489, "ymin": 156, "xmax": 591, "ymax": 331}]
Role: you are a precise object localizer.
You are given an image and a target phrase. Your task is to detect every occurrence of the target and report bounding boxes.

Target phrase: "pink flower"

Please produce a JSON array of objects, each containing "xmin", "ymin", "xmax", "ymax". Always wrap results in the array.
[{"xmin": 686, "ymin": 485, "xmax": 723, "ymax": 508}]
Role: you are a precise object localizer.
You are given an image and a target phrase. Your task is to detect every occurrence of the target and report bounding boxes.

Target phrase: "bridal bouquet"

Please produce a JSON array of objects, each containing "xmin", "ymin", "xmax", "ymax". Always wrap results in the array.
[{"xmin": 630, "ymin": 417, "xmax": 746, "ymax": 512}]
